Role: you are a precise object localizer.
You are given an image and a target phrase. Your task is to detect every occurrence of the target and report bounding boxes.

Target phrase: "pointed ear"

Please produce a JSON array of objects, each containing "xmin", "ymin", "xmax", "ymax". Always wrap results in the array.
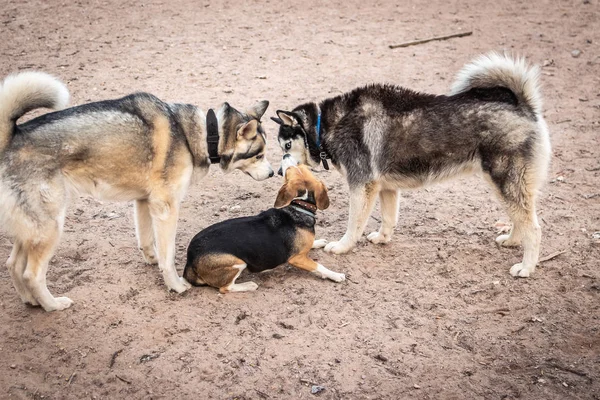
[
  {"xmin": 237, "ymin": 119, "xmax": 258, "ymax": 140},
  {"xmin": 219, "ymin": 102, "xmax": 242, "ymax": 119},
  {"xmin": 271, "ymin": 116, "xmax": 284, "ymax": 125},
  {"xmin": 315, "ymin": 181, "xmax": 330, "ymax": 210},
  {"xmin": 274, "ymin": 183, "xmax": 296, "ymax": 208},
  {"xmin": 247, "ymin": 100, "xmax": 269, "ymax": 120},
  {"xmin": 276, "ymin": 110, "xmax": 300, "ymax": 127}
]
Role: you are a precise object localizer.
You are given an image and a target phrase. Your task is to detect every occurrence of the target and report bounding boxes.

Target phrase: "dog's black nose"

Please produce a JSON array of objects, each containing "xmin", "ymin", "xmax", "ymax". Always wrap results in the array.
[
  {"xmin": 277, "ymin": 167, "xmax": 283, "ymax": 176},
  {"xmin": 269, "ymin": 170, "xmax": 275, "ymax": 178},
  {"xmin": 282, "ymin": 153, "xmax": 291, "ymax": 159}
]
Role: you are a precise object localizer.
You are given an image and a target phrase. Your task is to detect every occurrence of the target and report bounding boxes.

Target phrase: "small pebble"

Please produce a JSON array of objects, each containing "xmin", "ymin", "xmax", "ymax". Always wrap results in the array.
[
  {"xmin": 414, "ymin": 384, "xmax": 421, "ymax": 389},
  {"xmin": 10, "ymin": 364, "xmax": 16, "ymax": 369},
  {"xmin": 311, "ymin": 385, "xmax": 325, "ymax": 394},
  {"xmin": 571, "ymin": 49, "xmax": 581, "ymax": 58}
]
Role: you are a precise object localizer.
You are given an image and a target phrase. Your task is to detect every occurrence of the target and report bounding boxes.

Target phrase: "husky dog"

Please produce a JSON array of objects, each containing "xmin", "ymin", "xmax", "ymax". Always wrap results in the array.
[
  {"xmin": 0, "ymin": 71, "xmax": 273, "ymax": 311},
  {"xmin": 273, "ymin": 53, "xmax": 551, "ymax": 278}
]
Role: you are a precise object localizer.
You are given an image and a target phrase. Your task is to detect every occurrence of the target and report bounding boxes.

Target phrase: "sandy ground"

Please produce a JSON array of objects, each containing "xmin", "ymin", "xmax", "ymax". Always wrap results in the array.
[{"xmin": 1, "ymin": 0, "xmax": 599, "ymax": 399}]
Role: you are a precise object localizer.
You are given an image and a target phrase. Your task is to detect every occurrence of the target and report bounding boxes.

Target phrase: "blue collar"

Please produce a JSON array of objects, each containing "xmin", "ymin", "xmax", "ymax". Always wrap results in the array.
[{"xmin": 315, "ymin": 113, "xmax": 322, "ymax": 148}]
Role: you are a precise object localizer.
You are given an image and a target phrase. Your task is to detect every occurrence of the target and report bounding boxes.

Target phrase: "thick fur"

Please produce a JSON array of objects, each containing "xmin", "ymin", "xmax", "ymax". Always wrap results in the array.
[
  {"xmin": 274, "ymin": 52, "xmax": 551, "ymax": 278},
  {"xmin": 184, "ymin": 163, "xmax": 344, "ymax": 293},
  {"xmin": 0, "ymin": 71, "xmax": 273, "ymax": 311}
]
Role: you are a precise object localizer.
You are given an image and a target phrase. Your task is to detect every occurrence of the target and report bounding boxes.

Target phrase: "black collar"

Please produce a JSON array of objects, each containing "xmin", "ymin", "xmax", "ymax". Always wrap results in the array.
[
  {"xmin": 290, "ymin": 199, "xmax": 317, "ymax": 218},
  {"xmin": 206, "ymin": 108, "xmax": 220, "ymax": 164}
]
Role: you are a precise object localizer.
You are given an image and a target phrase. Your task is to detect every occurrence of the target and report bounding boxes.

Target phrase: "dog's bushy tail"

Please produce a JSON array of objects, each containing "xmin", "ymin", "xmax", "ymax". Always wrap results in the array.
[
  {"xmin": 0, "ymin": 71, "xmax": 69, "ymax": 152},
  {"xmin": 449, "ymin": 52, "xmax": 542, "ymax": 116}
]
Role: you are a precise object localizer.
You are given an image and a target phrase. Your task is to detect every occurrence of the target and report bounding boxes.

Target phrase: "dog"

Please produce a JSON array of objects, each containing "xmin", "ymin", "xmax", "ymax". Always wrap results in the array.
[
  {"xmin": 0, "ymin": 71, "xmax": 274, "ymax": 311},
  {"xmin": 183, "ymin": 155, "xmax": 345, "ymax": 293},
  {"xmin": 273, "ymin": 52, "xmax": 551, "ymax": 278}
]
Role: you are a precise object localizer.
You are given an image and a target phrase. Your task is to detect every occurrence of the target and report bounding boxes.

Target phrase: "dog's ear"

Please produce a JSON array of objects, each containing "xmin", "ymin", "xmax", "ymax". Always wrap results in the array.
[
  {"xmin": 276, "ymin": 110, "xmax": 300, "ymax": 127},
  {"xmin": 247, "ymin": 100, "xmax": 269, "ymax": 120},
  {"xmin": 271, "ymin": 116, "xmax": 284, "ymax": 125},
  {"xmin": 274, "ymin": 183, "xmax": 296, "ymax": 208},
  {"xmin": 315, "ymin": 181, "xmax": 330, "ymax": 210},
  {"xmin": 219, "ymin": 102, "xmax": 243, "ymax": 119},
  {"xmin": 237, "ymin": 119, "xmax": 258, "ymax": 140}
]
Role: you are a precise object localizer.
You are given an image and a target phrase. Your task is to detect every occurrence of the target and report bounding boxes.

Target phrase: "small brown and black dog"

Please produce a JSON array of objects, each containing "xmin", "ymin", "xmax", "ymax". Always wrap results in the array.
[{"xmin": 183, "ymin": 155, "xmax": 345, "ymax": 293}]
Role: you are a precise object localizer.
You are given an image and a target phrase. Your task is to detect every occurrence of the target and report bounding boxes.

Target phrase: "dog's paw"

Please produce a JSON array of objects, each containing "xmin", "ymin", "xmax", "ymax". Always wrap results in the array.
[
  {"xmin": 170, "ymin": 277, "xmax": 192, "ymax": 293},
  {"xmin": 43, "ymin": 296, "xmax": 74, "ymax": 312},
  {"xmin": 510, "ymin": 263, "xmax": 534, "ymax": 278},
  {"xmin": 324, "ymin": 240, "xmax": 353, "ymax": 255},
  {"xmin": 367, "ymin": 231, "xmax": 391, "ymax": 245},
  {"xmin": 312, "ymin": 239, "xmax": 328, "ymax": 249},
  {"xmin": 328, "ymin": 272, "xmax": 346, "ymax": 283},
  {"xmin": 496, "ymin": 234, "xmax": 521, "ymax": 248}
]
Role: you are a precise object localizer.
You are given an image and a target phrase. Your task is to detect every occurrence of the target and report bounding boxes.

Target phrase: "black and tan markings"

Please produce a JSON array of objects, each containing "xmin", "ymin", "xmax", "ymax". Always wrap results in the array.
[{"xmin": 183, "ymin": 165, "xmax": 344, "ymax": 292}]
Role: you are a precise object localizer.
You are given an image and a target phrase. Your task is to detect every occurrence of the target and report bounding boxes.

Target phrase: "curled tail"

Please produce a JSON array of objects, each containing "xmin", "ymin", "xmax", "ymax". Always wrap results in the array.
[
  {"xmin": 449, "ymin": 52, "xmax": 542, "ymax": 116},
  {"xmin": 0, "ymin": 71, "xmax": 69, "ymax": 152}
]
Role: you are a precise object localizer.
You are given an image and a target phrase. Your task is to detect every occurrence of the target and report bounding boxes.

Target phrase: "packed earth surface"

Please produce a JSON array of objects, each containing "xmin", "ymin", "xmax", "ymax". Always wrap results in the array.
[{"xmin": 1, "ymin": 0, "xmax": 599, "ymax": 399}]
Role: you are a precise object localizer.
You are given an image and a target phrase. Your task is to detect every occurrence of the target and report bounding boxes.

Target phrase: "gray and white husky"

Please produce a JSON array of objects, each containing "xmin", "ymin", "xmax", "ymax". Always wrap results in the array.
[
  {"xmin": 0, "ymin": 71, "xmax": 273, "ymax": 311},
  {"xmin": 273, "ymin": 52, "xmax": 551, "ymax": 278}
]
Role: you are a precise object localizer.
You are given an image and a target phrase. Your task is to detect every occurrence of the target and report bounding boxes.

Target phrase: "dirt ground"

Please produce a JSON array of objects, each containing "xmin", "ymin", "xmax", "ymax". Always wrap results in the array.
[{"xmin": 1, "ymin": 0, "xmax": 599, "ymax": 399}]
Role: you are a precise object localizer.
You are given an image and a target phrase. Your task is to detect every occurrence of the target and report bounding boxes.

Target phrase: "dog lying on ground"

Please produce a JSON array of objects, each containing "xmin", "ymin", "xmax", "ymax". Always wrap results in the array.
[
  {"xmin": 0, "ymin": 71, "xmax": 273, "ymax": 311},
  {"xmin": 273, "ymin": 52, "xmax": 551, "ymax": 277},
  {"xmin": 183, "ymin": 155, "xmax": 345, "ymax": 292}
]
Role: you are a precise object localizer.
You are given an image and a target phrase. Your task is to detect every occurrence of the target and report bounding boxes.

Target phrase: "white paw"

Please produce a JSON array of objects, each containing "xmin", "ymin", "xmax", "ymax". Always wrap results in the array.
[
  {"xmin": 242, "ymin": 281, "xmax": 259, "ymax": 291},
  {"xmin": 367, "ymin": 231, "xmax": 391, "ymax": 245},
  {"xmin": 510, "ymin": 263, "xmax": 533, "ymax": 278},
  {"xmin": 169, "ymin": 277, "xmax": 192, "ymax": 293},
  {"xmin": 328, "ymin": 272, "xmax": 346, "ymax": 283},
  {"xmin": 324, "ymin": 240, "xmax": 353, "ymax": 255},
  {"xmin": 312, "ymin": 239, "xmax": 328, "ymax": 249},
  {"xmin": 44, "ymin": 296, "xmax": 74, "ymax": 312},
  {"xmin": 496, "ymin": 234, "xmax": 520, "ymax": 247}
]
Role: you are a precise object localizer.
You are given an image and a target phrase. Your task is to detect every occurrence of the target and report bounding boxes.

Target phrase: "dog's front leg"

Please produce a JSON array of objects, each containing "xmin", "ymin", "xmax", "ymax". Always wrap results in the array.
[
  {"xmin": 149, "ymin": 198, "xmax": 191, "ymax": 293},
  {"xmin": 324, "ymin": 182, "xmax": 379, "ymax": 254},
  {"xmin": 288, "ymin": 254, "xmax": 345, "ymax": 283},
  {"xmin": 367, "ymin": 189, "xmax": 400, "ymax": 245}
]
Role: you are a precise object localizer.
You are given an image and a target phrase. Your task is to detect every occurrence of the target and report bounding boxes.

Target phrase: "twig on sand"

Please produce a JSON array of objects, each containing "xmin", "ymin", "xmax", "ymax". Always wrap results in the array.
[
  {"xmin": 539, "ymin": 250, "xmax": 566, "ymax": 263},
  {"xmin": 389, "ymin": 31, "xmax": 473, "ymax": 49},
  {"xmin": 116, "ymin": 375, "xmax": 132, "ymax": 384},
  {"xmin": 109, "ymin": 349, "xmax": 123, "ymax": 368}
]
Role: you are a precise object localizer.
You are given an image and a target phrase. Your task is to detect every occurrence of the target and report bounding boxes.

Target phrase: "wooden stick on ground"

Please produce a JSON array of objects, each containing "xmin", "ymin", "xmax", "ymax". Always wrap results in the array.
[
  {"xmin": 389, "ymin": 31, "xmax": 473, "ymax": 49},
  {"xmin": 539, "ymin": 250, "xmax": 566, "ymax": 263}
]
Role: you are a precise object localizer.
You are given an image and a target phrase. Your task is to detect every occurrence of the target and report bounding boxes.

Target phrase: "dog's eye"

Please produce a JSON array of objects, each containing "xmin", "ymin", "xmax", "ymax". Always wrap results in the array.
[
  {"xmin": 256, "ymin": 154, "xmax": 263, "ymax": 160},
  {"xmin": 285, "ymin": 142, "xmax": 292, "ymax": 150}
]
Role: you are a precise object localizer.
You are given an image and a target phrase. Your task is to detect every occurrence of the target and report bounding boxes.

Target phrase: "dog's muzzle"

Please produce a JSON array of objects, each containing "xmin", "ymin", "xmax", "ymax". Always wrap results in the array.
[{"xmin": 279, "ymin": 154, "xmax": 298, "ymax": 176}]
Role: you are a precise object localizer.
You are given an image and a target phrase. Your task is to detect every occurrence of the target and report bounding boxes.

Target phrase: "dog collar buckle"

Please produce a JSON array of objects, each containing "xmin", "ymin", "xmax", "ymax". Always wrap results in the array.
[{"xmin": 320, "ymin": 151, "xmax": 329, "ymax": 170}]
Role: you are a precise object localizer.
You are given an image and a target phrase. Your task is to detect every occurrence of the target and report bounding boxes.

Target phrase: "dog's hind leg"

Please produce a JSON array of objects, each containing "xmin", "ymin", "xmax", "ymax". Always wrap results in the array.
[
  {"xmin": 325, "ymin": 182, "xmax": 379, "ymax": 254},
  {"xmin": 219, "ymin": 263, "xmax": 259, "ymax": 293},
  {"xmin": 6, "ymin": 241, "xmax": 38, "ymax": 305},
  {"xmin": 486, "ymin": 158, "xmax": 543, "ymax": 278},
  {"xmin": 134, "ymin": 199, "xmax": 158, "ymax": 265},
  {"xmin": 148, "ymin": 198, "xmax": 191, "ymax": 293},
  {"xmin": 22, "ymin": 227, "xmax": 73, "ymax": 312},
  {"xmin": 367, "ymin": 189, "xmax": 400, "ymax": 245},
  {"xmin": 503, "ymin": 202, "xmax": 541, "ymax": 278}
]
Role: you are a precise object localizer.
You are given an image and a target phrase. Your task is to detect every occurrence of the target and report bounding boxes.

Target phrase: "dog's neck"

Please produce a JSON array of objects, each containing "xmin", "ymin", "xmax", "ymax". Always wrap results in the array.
[
  {"xmin": 205, "ymin": 108, "xmax": 220, "ymax": 164},
  {"xmin": 290, "ymin": 199, "xmax": 317, "ymax": 218}
]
